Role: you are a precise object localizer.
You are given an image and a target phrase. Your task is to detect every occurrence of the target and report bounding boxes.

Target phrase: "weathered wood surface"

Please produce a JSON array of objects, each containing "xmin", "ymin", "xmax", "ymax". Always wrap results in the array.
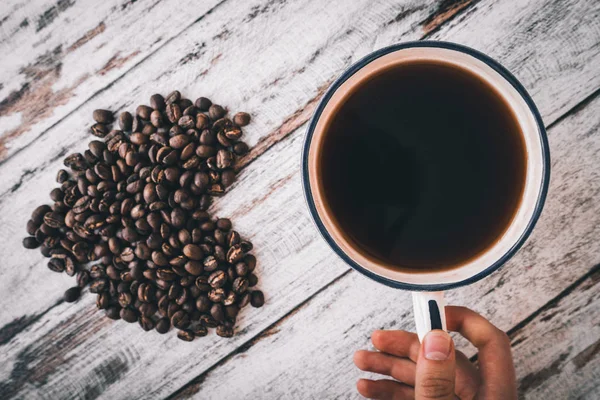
[
  {"xmin": 170, "ymin": 89, "xmax": 600, "ymax": 399},
  {"xmin": 0, "ymin": 0, "xmax": 599, "ymax": 398},
  {"xmin": 0, "ymin": 0, "xmax": 224, "ymax": 160}
]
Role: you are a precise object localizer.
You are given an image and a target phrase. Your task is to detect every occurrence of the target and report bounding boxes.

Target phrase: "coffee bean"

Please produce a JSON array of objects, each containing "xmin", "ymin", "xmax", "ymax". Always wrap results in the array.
[
  {"xmin": 32, "ymin": 205, "xmax": 52, "ymax": 224},
  {"xmin": 119, "ymin": 111, "xmax": 133, "ymax": 131},
  {"xmin": 221, "ymin": 170, "xmax": 236, "ymax": 187},
  {"xmin": 64, "ymin": 287, "xmax": 81, "ymax": 303},
  {"xmin": 47, "ymin": 258, "xmax": 65, "ymax": 272},
  {"xmin": 250, "ymin": 290, "xmax": 264, "ymax": 308},
  {"xmin": 248, "ymin": 273, "xmax": 258, "ymax": 287},
  {"xmin": 208, "ymin": 288, "xmax": 226, "ymax": 303},
  {"xmin": 139, "ymin": 316, "xmax": 155, "ymax": 331},
  {"xmin": 96, "ymin": 292, "xmax": 110, "ymax": 309},
  {"xmin": 200, "ymin": 314, "xmax": 218, "ymax": 328},
  {"xmin": 166, "ymin": 90, "xmax": 181, "ymax": 104},
  {"xmin": 177, "ymin": 330, "xmax": 195, "ymax": 341},
  {"xmin": 227, "ymin": 244, "xmax": 244, "ymax": 264},
  {"xmin": 232, "ymin": 277, "xmax": 249, "ymax": 294},
  {"xmin": 193, "ymin": 325, "xmax": 208, "ymax": 337},
  {"xmin": 233, "ymin": 112, "xmax": 251, "ymax": 127},
  {"xmin": 208, "ymin": 270, "xmax": 227, "ymax": 288},
  {"xmin": 216, "ymin": 218, "xmax": 232, "ymax": 231},
  {"xmin": 150, "ymin": 94, "xmax": 166, "ymax": 110},
  {"xmin": 136, "ymin": 105, "xmax": 153, "ymax": 120},
  {"xmin": 120, "ymin": 307, "xmax": 138, "ymax": 323},
  {"xmin": 216, "ymin": 325, "xmax": 233, "ymax": 338},
  {"xmin": 183, "ymin": 244, "xmax": 203, "ymax": 260},
  {"xmin": 91, "ymin": 123, "xmax": 109, "ymax": 138},
  {"xmin": 23, "ymin": 236, "xmax": 40, "ymax": 249},
  {"xmin": 77, "ymin": 270, "xmax": 90, "ymax": 287},
  {"xmin": 156, "ymin": 317, "xmax": 170, "ymax": 334},
  {"xmin": 238, "ymin": 292, "xmax": 251, "ymax": 308},
  {"xmin": 171, "ymin": 310, "xmax": 190, "ymax": 329},
  {"xmin": 195, "ymin": 97, "xmax": 212, "ymax": 111},
  {"xmin": 93, "ymin": 109, "xmax": 114, "ymax": 124},
  {"xmin": 211, "ymin": 303, "xmax": 224, "ymax": 322},
  {"xmin": 106, "ymin": 306, "xmax": 121, "ymax": 320}
]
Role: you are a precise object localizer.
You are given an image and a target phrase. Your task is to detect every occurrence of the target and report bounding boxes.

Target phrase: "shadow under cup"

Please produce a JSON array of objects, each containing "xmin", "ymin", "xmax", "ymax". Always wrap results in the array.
[{"xmin": 303, "ymin": 42, "xmax": 550, "ymax": 291}]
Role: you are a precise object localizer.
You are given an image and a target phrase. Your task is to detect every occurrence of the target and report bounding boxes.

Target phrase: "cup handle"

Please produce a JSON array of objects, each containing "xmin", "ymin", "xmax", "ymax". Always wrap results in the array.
[{"xmin": 412, "ymin": 291, "xmax": 447, "ymax": 342}]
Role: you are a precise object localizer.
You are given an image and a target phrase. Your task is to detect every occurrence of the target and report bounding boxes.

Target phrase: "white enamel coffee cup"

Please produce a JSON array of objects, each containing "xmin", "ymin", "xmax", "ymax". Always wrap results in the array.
[{"xmin": 302, "ymin": 42, "xmax": 550, "ymax": 340}]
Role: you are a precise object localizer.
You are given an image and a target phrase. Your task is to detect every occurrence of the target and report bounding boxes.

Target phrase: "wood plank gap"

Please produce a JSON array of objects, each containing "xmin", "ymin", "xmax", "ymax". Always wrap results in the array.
[
  {"xmin": 166, "ymin": 269, "xmax": 353, "ymax": 400},
  {"xmin": 470, "ymin": 262, "xmax": 600, "ymax": 363},
  {"xmin": 546, "ymin": 87, "xmax": 600, "ymax": 131}
]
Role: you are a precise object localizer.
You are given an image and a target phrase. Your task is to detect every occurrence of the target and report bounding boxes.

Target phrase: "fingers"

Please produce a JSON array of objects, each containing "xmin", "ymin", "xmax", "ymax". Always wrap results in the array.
[
  {"xmin": 354, "ymin": 350, "xmax": 417, "ymax": 386},
  {"xmin": 415, "ymin": 330, "xmax": 456, "ymax": 400},
  {"xmin": 455, "ymin": 350, "xmax": 481, "ymax": 400},
  {"xmin": 371, "ymin": 330, "xmax": 421, "ymax": 362},
  {"xmin": 446, "ymin": 306, "xmax": 517, "ymax": 399},
  {"xmin": 357, "ymin": 378, "xmax": 415, "ymax": 400}
]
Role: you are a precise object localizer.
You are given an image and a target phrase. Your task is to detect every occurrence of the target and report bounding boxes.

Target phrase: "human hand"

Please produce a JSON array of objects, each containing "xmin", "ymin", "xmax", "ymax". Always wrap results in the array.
[{"xmin": 354, "ymin": 306, "xmax": 517, "ymax": 399}]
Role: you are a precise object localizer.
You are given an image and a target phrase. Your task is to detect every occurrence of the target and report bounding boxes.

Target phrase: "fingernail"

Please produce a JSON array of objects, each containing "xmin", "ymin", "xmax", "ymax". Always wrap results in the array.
[{"xmin": 424, "ymin": 330, "xmax": 451, "ymax": 360}]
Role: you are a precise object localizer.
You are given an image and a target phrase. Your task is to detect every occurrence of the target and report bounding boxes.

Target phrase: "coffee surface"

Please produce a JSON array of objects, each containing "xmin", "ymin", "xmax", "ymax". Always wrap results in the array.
[{"xmin": 319, "ymin": 61, "xmax": 527, "ymax": 270}]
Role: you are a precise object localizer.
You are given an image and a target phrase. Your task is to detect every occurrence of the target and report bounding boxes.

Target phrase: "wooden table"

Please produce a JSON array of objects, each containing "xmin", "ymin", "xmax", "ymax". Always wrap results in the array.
[{"xmin": 1, "ymin": 0, "xmax": 599, "ymax": 398}]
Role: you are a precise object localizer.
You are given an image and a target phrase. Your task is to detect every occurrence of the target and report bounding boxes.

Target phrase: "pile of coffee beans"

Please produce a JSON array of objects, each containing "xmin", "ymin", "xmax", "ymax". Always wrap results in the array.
[{"xmin": 22, "ymin": 91, "xmax": 264, "ymax": 341}]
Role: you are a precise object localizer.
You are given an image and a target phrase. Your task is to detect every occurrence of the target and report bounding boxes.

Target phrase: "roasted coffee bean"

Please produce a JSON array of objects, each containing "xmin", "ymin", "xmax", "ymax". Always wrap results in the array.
[
  {"xmin": 155, "ymin": 317, "xmax": 170, "ymax": 334},
  {"xmin": 89, "ymin": 278, "xmax": 108, "ymax": 293},
  {"xmin": 171, "ymin": 310, "xmax": 190, "ymax": 329},
  {"xmin": 208, "ymin": 270, "xmax": 227, "ymax": 288},
  {"xmin": 235, "ymin": 262, "xmax": 248, "ymax": 277},
  {"xmin": 211, "ymin": 303, "xmax": 225, "ymax": 322},
  {"xmin": 216, "ymin": 325, "xmax": 233, "ymax": 338},
  {"xmin": 23, "ymin": 236, "xmax": 40, "ymax": 249},
  {"xmin": 139, "ymin": 316, "xmax": 155, "ymax": 331},
  {"xmin": 248, "ymin": 273, "xmax": 259, "ymax": 287},
  {"xmin": 208, "ymin": 104, "xmax": 226, "ymax": 120},
  {"xmin": 216, "ymin": 218, "xmax": 232, "ymax": 231},
  {"xmin": 250, "ymin": 290, "xmax": 264, "ymax": 308},
  {"xmin": 93, "ymin": 109, "xmax": 114, "ymax": 124},
  {"xmin": 195, "ymin": 97, "xmax": 212, "ymax": 111},
  {"xmin": 177, "ymin": 330, "xmax": 194, "ymax": 341},
  {"xmin": 238, "ymin": 292, "xmax": 251, "ymax": 308},
  {"xmin": 106, "ymin": 306, "xmax": 121, "ymax": 320},
  {"xmin": 225, "ymin": 304, "xmax": 239, "ymax": 319},
  {"xmin": 192, "ymin": 325, "xmax": 208, "ymax": 337},
  {"xmin": 232, "ymin": 277, "xmax": 249, "ymax": 294},
  {"xmin": 96, "ymin": 292, "xmax": 110, "ymax": 309},
  {"xmin": 166, "ymin": 90, "xmax": 181, "ymax": 104},
  {"xmin": 183, "ymin": 244, "xmax": 203, "ymax": 260},
  {"xmin": 227, "ymin": 244, "xmax": 244, "ymax": 264},
  {"xmin": 136, "ymin": 105, "xmax": 153, "ymax": 120},
  {"xmin": 233, "ymin": 112, "xmax": 251, "ymax": 126},
  {"xmin": 77, "ymin": 270, "xmax": 90, "ymax": 287},
  {"xmin": 47, "ymin": 258, "xmax": 65, "ymax": 272},
  {"xmin": 150, "ymin": 93, "xmax": 166, "ymax": 110},
  {"xmin": 120, "ymin": 307, "xmax": 138, "ymax": 323},
  {"xmin": 200, "ymin": 314, "xmax": 218, "ymax": 328},
  {"xmin": 64, "ymin": 286, "xmax": 81, "ymax": 303},
  {"xmin": 208, "ymin": 288, "xmax": 226, "ymax": 303}
]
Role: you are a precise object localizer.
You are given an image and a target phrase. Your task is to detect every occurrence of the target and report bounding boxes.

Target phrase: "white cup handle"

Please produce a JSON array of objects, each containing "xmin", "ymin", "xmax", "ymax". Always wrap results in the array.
[{"xmin": 412, "ymin": 291, "xmax": 447, "ymax": 342}]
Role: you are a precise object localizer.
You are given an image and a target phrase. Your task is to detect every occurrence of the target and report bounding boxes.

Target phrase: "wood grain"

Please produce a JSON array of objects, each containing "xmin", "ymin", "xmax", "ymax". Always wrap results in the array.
[
  {"xmin": 169, "ymin": 92, "xmax": 600, "ymax": 399},
  {"xmin": 0, "ymin": 0, "xmax": 598, "ymax": 398},
  {"xmin": 0, "ymin": 0, "xmax": 224, "ymax": 160},
  {"xmin": 510, "ymin": 265, "xmax": 600, "ymax": 399}
]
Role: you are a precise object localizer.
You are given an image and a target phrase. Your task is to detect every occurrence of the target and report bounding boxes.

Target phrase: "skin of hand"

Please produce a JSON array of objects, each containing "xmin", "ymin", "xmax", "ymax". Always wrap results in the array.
[{"xmin": 353, "ymin": 306, "xmax": 517, "ymax": 399}]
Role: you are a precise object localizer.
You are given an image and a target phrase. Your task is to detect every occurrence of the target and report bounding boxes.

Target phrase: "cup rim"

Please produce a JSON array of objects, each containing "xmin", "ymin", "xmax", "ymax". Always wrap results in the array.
[{"xmin": 301, "ymin": 41, "xmax": 550, "ymax": 291}]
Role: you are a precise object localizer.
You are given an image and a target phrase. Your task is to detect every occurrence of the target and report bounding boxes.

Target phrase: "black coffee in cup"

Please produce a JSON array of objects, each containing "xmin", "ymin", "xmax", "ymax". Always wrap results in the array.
[{"xmin": 318, "ymin": 61, "xmax": 527, "ymax": 271}]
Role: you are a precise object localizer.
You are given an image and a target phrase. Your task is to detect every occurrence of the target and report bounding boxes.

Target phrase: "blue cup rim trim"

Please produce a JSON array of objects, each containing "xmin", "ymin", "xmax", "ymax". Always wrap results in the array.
[{"xmin": 301, "ymin": 41, "xmax": 551, "ymax": 292}]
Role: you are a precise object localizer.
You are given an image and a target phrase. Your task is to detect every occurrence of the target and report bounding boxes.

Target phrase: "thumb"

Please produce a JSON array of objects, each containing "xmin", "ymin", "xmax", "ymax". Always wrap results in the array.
[{"xmin": 416, "ymin": 330, "xmax": 456, "ymax": 400}]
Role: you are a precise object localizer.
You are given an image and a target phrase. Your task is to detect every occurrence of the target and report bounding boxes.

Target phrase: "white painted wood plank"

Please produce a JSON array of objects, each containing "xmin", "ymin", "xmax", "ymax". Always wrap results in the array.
[
  {"xmin": 170, "ymin": 91, "xmax": 600, "ymax": 399},
  {"xmin": 0, "ymin": 0, "xmax": 599, "ymax": 398},
  {"xmin": 0, "ymin": 0, "xmax": 223, "ymax": 158}
]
